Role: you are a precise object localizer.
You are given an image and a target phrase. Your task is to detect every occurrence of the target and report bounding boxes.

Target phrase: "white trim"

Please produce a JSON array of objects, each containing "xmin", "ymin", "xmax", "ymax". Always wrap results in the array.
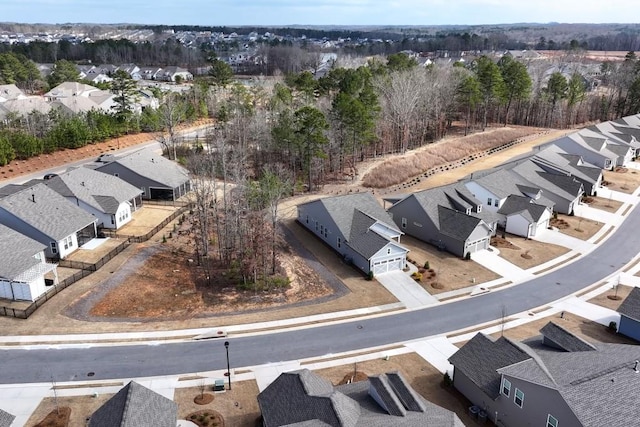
[
  {"xmin": 501, "ymin": 377, "xmax": 511, "ymax": 397},
  {"xmin": 514, "ymin": 388, "xmax": 524, "ymax": 408},
  {"xmin": 546, "ymin": 414, "xmax": 558, "ymax": 427}
]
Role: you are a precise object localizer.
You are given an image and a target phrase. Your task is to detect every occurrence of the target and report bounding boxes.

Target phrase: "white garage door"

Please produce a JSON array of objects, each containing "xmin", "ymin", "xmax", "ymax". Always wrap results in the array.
[
  {"xmin": 466, "ymin": 237, "xmax": 489, "ymax": 255},
  {"xmin": 373, "ymin": 257, "xmax": 404, "ymax": 275}
]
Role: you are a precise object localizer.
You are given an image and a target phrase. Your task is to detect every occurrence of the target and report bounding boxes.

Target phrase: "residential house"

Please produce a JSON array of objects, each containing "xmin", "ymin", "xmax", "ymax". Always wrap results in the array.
[
  {"xmin": 297, "ymin": 193, "xmax": 408, "ymax": 275},
  {"xmin": 159, "ymin": 66, "xmax": 193, "ymax": 82},
  {"xmin": 139, "ymin": 66, "xmax": 163, "ymax": 80},
  {"xmin": 497, "ymin": 195, "xmax": 552, "ymax": 238},
  {"xmin": 0, "ymin": 183, "xmax": 97, "ymax": 259},
  {"xmin": 94, "ymin": 149, "xmax": 191, "ymax": 201},
  {"xmin": 0, "ymin": 84, "xmax": 26, "ymax": 103},
  {"xmin": 588, "ymin": 120, "xmax": 640, "ymax": 157},
  {"xmin": 449, "ymin": 321, "xmax": 640, "ymax": 427},
  {"xmin": 46, "ymin": 82, "xmax": 117, "ymax": 114},
  {"xmin": 386, "ymin": 183, "xmax": 497, "ymax": 257},
  {"xmin": 549, "ymin": 130, "xmax": 629, "ymax": 170},
  {"xmin": 530, "ymin": 145, "xmax": 603, "ymax": 196},
  {"xmin": 0, "ymin": 223, "xmax": 57, "ymax": 301},
  {"xmin": 0, "ymin": 97, "xmax": 51, "ymax": 122},
  {"xmin": 258, "ymin": 369, "xmax": 464, "ymax": 427},
  {"xmin": 119, "ymin": 63, "xmax": 142, "ymax": 80},
  {"xmin": 45, "ymin": 167, "xmax": 143, "ymax": 230},
  {"xmin": 83, "ymin": 72, "xmax": 113, "ymax": 84},
  {"xmin": 616, "ymin": 286, "xmax": 640, "ymax": 342},
  {"xmin": 0, "ymin": 408, "xmax": 15, "ymax": 427},
  {"xmin": 88, "ymin": 381, "xmax": 177, "ymax": 427}
]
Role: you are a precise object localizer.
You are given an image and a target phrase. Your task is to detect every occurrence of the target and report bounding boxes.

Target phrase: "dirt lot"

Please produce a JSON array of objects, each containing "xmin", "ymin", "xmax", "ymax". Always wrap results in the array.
[
  {"xmin": 26, "ymin": 393, "xmax": 115, "ymax": 427},
  {"xmin": 112, "ymin": 205, "xmax": 178, "ymax": 237},
  {"xmin": 587, "ymin": 284, "xmax": 633, "ymax": 310},
  {"xmin": 401, "ymin": 236, "xmax": 500, "ymax": 294},
  {"xmin": 603, "ymin": 167, "xmax": 640, "ymax": 194},
  {"xmin": 65, "ymin": 238, "xmax": 128, "ymax": 264},
  {"xmin": 491, "ymin": 234, "xmax": 570, "ymax": 270},
  {"xmin": 550, "ymin": 213, "xmax": 602, "ymax": 240},
  {"xmin": 581, "ymin": 195, "xmax": 624, "ymax": 213}
]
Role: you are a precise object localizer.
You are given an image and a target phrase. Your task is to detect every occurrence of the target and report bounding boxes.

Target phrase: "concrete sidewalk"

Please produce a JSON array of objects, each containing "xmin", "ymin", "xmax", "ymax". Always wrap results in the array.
[
  {"xmin": 405, "ymin": 337, "xmax": 458, "ymax": 376},
  {"xmin": 551, "ymin": 296, "xmax": 620, "ymax": 327},
  {"xmin": 534, "ymin": 228, "xmax": 596, "ymax": 253},
  {"xmin": 573, "ymin": 203, "xmax": 620, "ymax": 224},
  {"xmin": 375, "ymin": 270, "xmax": 439, "ymax": 309},
  {"xmin": 471, "ymin": 247, "xmax": 535, "ymax": 283}
]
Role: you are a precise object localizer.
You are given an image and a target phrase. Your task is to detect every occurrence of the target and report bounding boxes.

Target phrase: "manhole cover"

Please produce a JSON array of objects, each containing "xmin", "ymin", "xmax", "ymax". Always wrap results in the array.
[{"xmin": 87, "ymin": 372, "xmax": 95, "ymax": 377}]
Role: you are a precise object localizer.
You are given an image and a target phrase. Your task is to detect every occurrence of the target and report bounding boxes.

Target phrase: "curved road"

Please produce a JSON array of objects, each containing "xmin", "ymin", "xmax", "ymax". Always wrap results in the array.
[{"xmin": 2, "ymin": 201, "xmax": 639, "ymax": 385}]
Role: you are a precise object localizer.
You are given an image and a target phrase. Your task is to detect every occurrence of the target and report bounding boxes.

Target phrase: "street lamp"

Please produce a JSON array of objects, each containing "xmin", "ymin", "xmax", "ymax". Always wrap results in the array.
[{"xmin": 224, "ymin": 341, "xmax": 231, "ymax": 390}]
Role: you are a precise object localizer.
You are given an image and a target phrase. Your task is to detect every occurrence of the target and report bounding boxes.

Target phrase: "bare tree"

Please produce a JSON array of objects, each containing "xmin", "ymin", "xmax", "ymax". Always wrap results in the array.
[{"xmin": 157, "ymin": 92, "xmax": 186, "ymax": 160}]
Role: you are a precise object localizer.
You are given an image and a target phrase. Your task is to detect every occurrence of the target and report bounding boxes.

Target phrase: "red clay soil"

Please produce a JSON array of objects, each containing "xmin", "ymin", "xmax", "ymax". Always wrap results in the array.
[{"xmin": 0, "ymin": 118, "xmax": 213, "ymax": 181}]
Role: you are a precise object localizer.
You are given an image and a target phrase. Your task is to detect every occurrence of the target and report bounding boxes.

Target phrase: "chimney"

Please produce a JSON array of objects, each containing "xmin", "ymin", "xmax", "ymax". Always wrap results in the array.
[{"xmin": 31, "ymin": 194, "xmax": 35, "ymax": 203}]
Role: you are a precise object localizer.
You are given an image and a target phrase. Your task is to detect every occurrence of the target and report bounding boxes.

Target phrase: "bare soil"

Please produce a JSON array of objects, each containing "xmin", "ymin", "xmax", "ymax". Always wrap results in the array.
[
  {"xmin": 492, "ymin": 233, "xmax": 570, "ymax": 270},
  {"xmin": 581, "ymin": 196, "xmax": 624, "ymax": 213},
  {"xmin": 603, "ymin": 168, "xmax": 640, "ymax": 194},
  {"xmin": 186, "ymin": 409, "xmax": 224, "ymax": 427},
  {"xmin": 553, "ymin": 214, "xmax": 602, "ymax": 240},
  {"xmin": 587, "ymin": 284, "xmax": 633, "ymax": 310},
  {"xmin": 26, "ymin": 395, "xmax": 114, "ymax": 427},
  {"xmin": 194, "ymin": 393, "xmax": 215, "ymax": 405},
  {"xmin": 31, "ymin": 407, "xmax": 71, "ymax": 427}
]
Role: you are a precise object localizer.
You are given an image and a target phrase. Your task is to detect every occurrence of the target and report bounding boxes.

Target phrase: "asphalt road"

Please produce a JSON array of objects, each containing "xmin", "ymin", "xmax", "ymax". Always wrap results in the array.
[{"xmin": 1, "ymin": 201, "xmax": 639, "ymax": 385}]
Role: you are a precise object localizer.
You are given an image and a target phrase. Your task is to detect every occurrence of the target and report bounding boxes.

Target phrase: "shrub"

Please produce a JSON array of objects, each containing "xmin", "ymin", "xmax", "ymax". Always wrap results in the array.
[
  {"xmin": 608, "ymin": 321, "xmax": 617, "ymax": 332},
  {"xmin": 465, "ymin": 252, "xmax": 471, "ymax": 260},
  {"xmin": 411, "ymin": 272, "xmax": 422, "ymax": 281},
  {"xmin": 443, "ymin": 371, "xmax": 453, "ymax": 386},
  {"xmin": 366, "ymin": 271, "xmax": 374, "ymax": 281},
  {"xmin": 423, "ymin": 261, "xmax": 430, "ymax": 269}
]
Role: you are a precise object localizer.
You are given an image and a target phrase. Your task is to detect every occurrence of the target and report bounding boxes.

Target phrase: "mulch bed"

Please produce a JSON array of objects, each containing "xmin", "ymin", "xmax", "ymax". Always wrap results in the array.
[
  {"xmin": 491, "ymin": 236, "xmax": 521, "ymax": 250},
  {"xmin": 186, "ymin": 410, "xmax": 224, "ymax": 427},
  {"xmin": 338, "ymin": 371, "xmax": 369, "ymax": 385},
  {"xmin": 550, "ymin": 218, "xmax": 570, "ymax": 229},
  {"xmin": 34, "ymin": 407, "xmax": 71, "ymax": 427},
  {"xmin": 194, "ymin": 393, "xmax": 215, "ymax": 405}
]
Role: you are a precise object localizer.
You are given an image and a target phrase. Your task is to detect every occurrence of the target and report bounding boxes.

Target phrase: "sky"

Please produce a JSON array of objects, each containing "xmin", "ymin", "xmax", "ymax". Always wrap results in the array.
[{"xmin": 1, "ymin": 0, "xmax": 638, "ymax": 26}]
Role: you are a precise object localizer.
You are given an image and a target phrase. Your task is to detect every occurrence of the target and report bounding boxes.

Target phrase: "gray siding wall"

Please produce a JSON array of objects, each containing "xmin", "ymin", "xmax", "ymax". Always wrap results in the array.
[
  {"xmin": 495, "ymin": 375, "xmax": 581, "ymax": 427},
  {"xmin": 451, "ymin": 368, "xmax": 497, "ymax": 418},
  {"xmin": 618, "ymin": 316, "xmax": 640, "ymax": 342}
]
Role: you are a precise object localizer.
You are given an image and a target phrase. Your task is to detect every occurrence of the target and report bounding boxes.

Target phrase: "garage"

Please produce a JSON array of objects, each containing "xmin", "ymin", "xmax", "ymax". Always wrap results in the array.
[
  {"xmin": 372, "ymin": 256, "xmax": 405, "ymax": 275},
  {"xmin": 465, "ymin": 237, "xmax": 489, "ymax": 255}
]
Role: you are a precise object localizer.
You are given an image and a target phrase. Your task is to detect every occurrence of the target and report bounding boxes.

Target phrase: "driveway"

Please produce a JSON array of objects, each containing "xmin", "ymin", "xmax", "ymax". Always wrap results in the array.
[
  {"xmin": 471, "ymin": 247, "xmax": 534, "ymax": 283},
  {"xmin": 375, "ymin": 271, "xmax": 439, "ymax": 308},
  {"xmin": 534, "ymin": 228, "xmax": 596, "ymax": 253}
]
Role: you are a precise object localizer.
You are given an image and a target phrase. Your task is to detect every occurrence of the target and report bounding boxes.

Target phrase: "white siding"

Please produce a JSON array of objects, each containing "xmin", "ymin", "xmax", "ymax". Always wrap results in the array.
[
  {"xmin": 464, "ymin": 181, "xmax": 503, "ymax": 212},
  {"xmin": 0, "ymin": 276, "xmax": 46, "ymax": 301},
  {"xmin": 506, "ymin": 214, "xmax": 532, "ymax": 238}
]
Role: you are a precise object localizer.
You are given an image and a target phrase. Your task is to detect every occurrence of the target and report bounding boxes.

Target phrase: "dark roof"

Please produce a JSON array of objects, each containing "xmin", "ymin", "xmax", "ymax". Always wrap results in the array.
[
  {"xmin": 89, "ymin": 381, "xmax": 177, "ymax": 427},
  {"xmin": 448, "ymin": 334, "xmax": 530, "ymax": 398},
  {"xmin": 0, "ymin": 184, "xmax": 28, "ymax": 198},
  {"xmin": 259, "ymin": 369, "xmax": 463, "ymax": 427},
  {"xmin": 540, "ymin": 322, "xmax": 597, "ymax": 352},
  {"xmin": 497, "ymin": 195, "xmax": 549, "ymax": 222},
  {"xmin": 618, "ymin": 287, "xmax": 640, "ymax": 322},
  {"xmin": 0, "ymin": 408, "xmax": 15, "ymax": 427},
  {"xmin": 437, "ymin": 205, "xmax": 486, "ymax": 241}
]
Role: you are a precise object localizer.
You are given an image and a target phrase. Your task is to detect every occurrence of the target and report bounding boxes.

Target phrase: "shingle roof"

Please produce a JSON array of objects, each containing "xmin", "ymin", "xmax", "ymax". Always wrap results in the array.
[
  {"xmin": 540, "ymin": 321, "xmax": 597, "ymax": 352},
  {"xmin": 0, "ymin": 408, "xmax": 15, "ymax": 427},
  {"xmin": 0, "ymin": 183, "xmax": 97, "ymax": 241},
  {"xmin": 438, "ymin": 205, "xmax": 486, "ymax": 241},
  {"xmin": 0, "ymin": 223, "xmax": 46, "ymax": 281},
  {"xmin": 498, "ymin": 195, "xmax": 549, "ymax": 222},
  {"xmin": 448, "ymin": 333, "xmax": 530, "ymax": 398},
  {"xmin": 259, "ymin": 369, "xmax": 463, "ymax": 427},
  {"xmin": 617, "ymin": 287, "xmax": 640, "ymax": 322},
  {"xmin": 89, "ymin": 381, "xmax": 177, "ymax": 427},
  {"xmin": 45, "ymin": 167, "xmax": 142, "ymax": 215},
  {"xmin": 97, "ymin": 148, "xmax": 190, "ymax": 189}
]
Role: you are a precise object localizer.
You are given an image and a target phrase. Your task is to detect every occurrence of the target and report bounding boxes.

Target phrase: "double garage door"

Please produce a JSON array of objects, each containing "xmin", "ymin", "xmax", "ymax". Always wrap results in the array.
[
  {"xmin": 465, "ymin": 237, "xmax": 490, "ymax": 255},
  {"xmin": 372, "ymin": 257, "xmax": 404, "ymax": 275}
]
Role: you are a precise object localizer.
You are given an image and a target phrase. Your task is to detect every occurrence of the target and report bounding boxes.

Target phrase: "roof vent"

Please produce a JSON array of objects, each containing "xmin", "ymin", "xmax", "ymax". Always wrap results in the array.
[
  {"xmin": 634, "ymin": 360, "xmax": 639, "ymax": 373},
  {"xmin": 31, "ymin": 193, "xmax": 35, "ymax": 203}
]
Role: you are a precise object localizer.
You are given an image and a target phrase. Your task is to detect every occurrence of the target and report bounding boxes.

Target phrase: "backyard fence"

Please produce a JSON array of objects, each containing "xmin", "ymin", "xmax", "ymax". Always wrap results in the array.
[{"xmin": 0, "ymin": 203, "xmax": 193, "ymax": 319}]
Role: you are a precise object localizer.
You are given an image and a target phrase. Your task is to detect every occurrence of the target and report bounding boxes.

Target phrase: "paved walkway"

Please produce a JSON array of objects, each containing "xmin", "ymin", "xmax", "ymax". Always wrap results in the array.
[
  {"xmin": 573, "ymin": 203, "xmax": 620, "ymax": 224},
  {"xmin": 551, "ymin": 296, "xmax": 620, "ymax": 326},
  {"xmin": 471, "ymin": 247, "xmax": 535, "ymax": 283},
  {"xmin": 405, "ymin": 337, "xmax": 458, "ymax": 376},
  {"xmin": 254, "ymin": 361, "xmax": 301, "ymax": 392},
  {"xmin": 375, "ymin": 270, "xmax": 439, "ymax": 309}
]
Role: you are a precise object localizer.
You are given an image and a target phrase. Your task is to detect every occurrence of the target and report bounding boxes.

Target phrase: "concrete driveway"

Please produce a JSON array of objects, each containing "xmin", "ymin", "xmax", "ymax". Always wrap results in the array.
[
  {"xmin": 376, "ymin": 271, "xmax": 438, "ymax": 309},
  {"xmin": 471, "ymin": 247, "xmax": 534, "ymax": 283}
]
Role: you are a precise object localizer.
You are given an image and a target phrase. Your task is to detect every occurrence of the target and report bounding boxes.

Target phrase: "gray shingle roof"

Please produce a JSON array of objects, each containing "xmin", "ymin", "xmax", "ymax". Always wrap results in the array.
[
  {"xmin": 540, "ymin": 321, "xmax": 597, "ymax": 352},
  {"xmin": 618, "ymin": 286, "xmax": 640, "ymax": 322},
  {"xmin": 448, "ymin": 333, "xmax": 530, "ymax": 398},
  {"xmin": 438, "ymin": 205, "xmax": 486, "ymax": 241},
  {"xmin": 45, "ymin": 167, "xmax": 143, "ymax": 215},
  {"xmin": 0, "ymin": 408, "xmax": 15, "ymax": 427},
  {"xmin": 89, "ymin": 381, "xmax": 177, "ymax": 427},
  {"xmin": 0, "ymin": 223, "xmax": 46, "ymax": 281},
  {"xmin": 0, "ymin": 183, "xmax": 97, "ymax": 241},
  {"xmin": 498, "ymin": 195, "xmax": 549, "ymax": 222},
  {"xmin": 97, "ymin": 148, "xmax": 190, "ymax": 189},
  {"xmin": 259, "ymin": 369, "xmax": 463, "ymax": 427},
  {"xmin": 0, "ymin": 184, "xmax": 28, "ymax": 198}
]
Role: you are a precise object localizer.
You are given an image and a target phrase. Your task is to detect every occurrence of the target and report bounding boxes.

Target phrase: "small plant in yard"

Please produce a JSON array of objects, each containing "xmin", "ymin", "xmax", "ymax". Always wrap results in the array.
[
  {"xmin": 366, "ymin": 271, "xmax": 374, "ymax": 281},
  {"xmin": 411, "ymin": 272, "xmax": 422, "ymax": 281},
  {"xmin": 608, "ymin": 321, "xmax": 618, "ymax": 333},
  {"xmin": 443, "ymin": 371, "xmax": 453, "ymax": 386},
  {"xmin": 465, "ymin": 252, "xmax": 471, "ymax": 261},
  {"xmin": 162, "ymin": 234, "xmax": 167, "ymax": 243},
  {"xmin": 424, "ymin": 260, "xmax": 430, "ymax": 269}
]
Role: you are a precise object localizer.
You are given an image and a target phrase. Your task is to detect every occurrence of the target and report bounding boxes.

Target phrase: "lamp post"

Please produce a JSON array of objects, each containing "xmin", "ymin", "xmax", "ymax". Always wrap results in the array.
[{"xmin": 224, "ymin": 341, "xmax": 231, "ymax": 390}]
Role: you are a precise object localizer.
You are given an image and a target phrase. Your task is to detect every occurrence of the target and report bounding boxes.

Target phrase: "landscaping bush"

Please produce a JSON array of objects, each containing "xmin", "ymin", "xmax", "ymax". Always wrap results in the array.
[
  {"xmin": 423, "ymin": 261, "xmax": 430, "ymax": 269},
  {"xmin": 411, "ymin": 272, "xmax": 422, "ymax": 281},
  {"xmin": 608, "ymin": 321, "xmax": 618, "ymax": 332}
]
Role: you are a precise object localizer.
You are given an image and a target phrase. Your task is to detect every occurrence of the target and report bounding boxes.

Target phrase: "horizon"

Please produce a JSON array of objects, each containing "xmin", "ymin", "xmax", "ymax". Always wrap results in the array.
[{"xmin": 1, "ymin": 0, "xmax": 638, "ymax": 27}]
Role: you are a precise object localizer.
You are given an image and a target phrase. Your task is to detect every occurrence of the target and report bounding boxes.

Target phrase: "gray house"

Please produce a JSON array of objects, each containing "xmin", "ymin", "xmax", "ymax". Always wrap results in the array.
[
  {"xmin": 449, "ymin": 321, "xmax": 640, "ymax": 427},
  {"xmin": 531, "ymin": 145, "xmax": 603, "ymax": 196},
  {"xmin": 297, "ymin": 193, "xmax": 408, "ymax": 275},
  {"xmin": 89, "ymin": 381, "xmax": 177, "ymax": 427},
  {"xmin": 617, "ymin": 286, "xmax": 640, "ymax": 342},
  {"xmin": 0, "ymin": 184, "xmax": 97, "ymax": 259},
  {"xmin": 95, "ymin": 149, "xmax": 191, "ymax": 201},
  {"xmin": 45, "ymin": 167, "xmax": 143, "ymax": 229},
  {"xmin": 258, "ymin": 369, "xmax": 464, "ymax": 427},
  {"xmin": 0, "ymin": 408, "xmax": 15, "ymax": 427},
  {"xmin": 386, "ymin": 183, "xmax": 496, "ymax": 258}
]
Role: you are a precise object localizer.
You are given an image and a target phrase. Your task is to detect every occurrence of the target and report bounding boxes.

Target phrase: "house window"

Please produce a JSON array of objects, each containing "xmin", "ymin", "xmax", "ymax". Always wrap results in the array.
[
  {"xmin": 401, "ymin": 217, "xmax": 407, "ymax": 229},
  {"xmin": 305, "ymin": 215, "xmax": 309, "ymax": 224},
  {"xmin": 514, "ymin": 388, "xmax": 524, "ymax": 408},
  {"xmin": 315, "ymin": 221, "xmax": 318, "ymax": 231},
  {"xmin": 387, "ymin": 248, "xmax": 391, "ymax": 254},
  {"xmin": 337, "ymin": 237, "xmax": 341, "ymax": 248},
  {"xmin": 50, "ymin": 242, "xmax": 57, "ymax": 255},
  {"xmin": 487, "ymin": 197, "xmax": 492, "ymax": 206},
  {"xmin": 320, "ymin": 225, "xmax": 324, "ymax": 235},
  {"xmin": 477, "ymin": 205, "xmax": 482, "ymax": 213},
  {"xmin": 324, "ymin": 228, "xmax": 328, "ymax": 238},
  {"xmin": 546, "ymin": 414, "xmax": 558, "ymax": 427},
  {"xmin": 63, "ymin": 237, "xmax": 69, "ymax": 250},
  {"xmin": 494, "ymin": 199, "xmax": 499, "ymax": 207},
  {"xmin": 501, "ymin": 378, "xmax": 511, "ymax": 397}
]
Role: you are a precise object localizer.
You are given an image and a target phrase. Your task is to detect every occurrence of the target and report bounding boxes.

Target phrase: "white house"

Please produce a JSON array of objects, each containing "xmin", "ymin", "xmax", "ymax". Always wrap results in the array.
[
  {"xmin": 497, "ymin": 195, "xmax": 553, "ymax": 238},
  {"xmin": 0, "ymin": 223, "xmax": 57, "ymax": 301}
]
